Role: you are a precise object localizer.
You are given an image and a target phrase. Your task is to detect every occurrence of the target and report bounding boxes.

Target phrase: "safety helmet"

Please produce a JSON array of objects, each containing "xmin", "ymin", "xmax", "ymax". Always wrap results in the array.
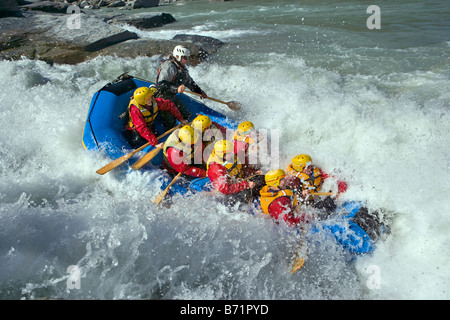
[
  {"xmin": 237, "ymin": 121, "xmax": 255, "ymax": 135},
  {"xmin": 173, "ymin": 45, "xmax": 191, "ymax": 62},
  {"xmin": 291, "ymin": 154, "xmax": 312, "ymax": 172},
  {"xmin": 178, "ymin": 125, "xmax": 199, "ymax": 145},
  {"xmin": 134, "ymin": 86, "xmax": 155, "ymax": 105},
  {"xmin": 214, "ymin": 140, "xmax": 234, "ymax": 156},
  {"xmin": 265, "ymin": 169, "xmax": 286, "ymax": 188},
  {"xmin": 192, "ymin": 114, "xmax": 212, "ymax": 132}
]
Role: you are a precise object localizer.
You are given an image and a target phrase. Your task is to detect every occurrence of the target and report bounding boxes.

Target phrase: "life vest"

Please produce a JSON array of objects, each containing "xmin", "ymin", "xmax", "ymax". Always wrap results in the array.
[
  {"xmin": 206, "ymin": 149, "xmax": 243, "ymax": 178},
  {"xmin": 163, "ymin": 129, "xmax": 183, "ymax": 158},
  {"xmin": 162, "ymin": 128, "xmax": 198, "ymax": 167},
  {"xmin": 127, "ymin": 97, "xmax": 158, "ymax": 130},
  {"xmin": 156, "ymin": 58, "xmax": 185, "ymax": 84},
  {"xmin": 286, "ymin": 164, "xmax": 322, "ymax": 191},
  {"xmin": 259, "ymin": 185, "xmax": 298, "ymax": 215},
  {"xmin": 233, "ymin": 131, "xmax": 256, "ymax": 147}
]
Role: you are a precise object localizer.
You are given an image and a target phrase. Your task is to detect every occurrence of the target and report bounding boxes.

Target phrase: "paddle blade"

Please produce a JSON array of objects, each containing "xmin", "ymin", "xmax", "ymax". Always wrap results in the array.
[
  {"xmin": 227, "ymin": 101, "xmax": 242, "ymax": 111},
  {"xmin": 152, "ymin": 191, "xmax": 167, "ymax": 205},
  {"xmin": 290, "ymin": 242, "xmax": 307, "ymax": 274},
  {"xmin": 131, "ymin": 147, "xmax": 162, "ymax": 170},
  {"xmin": 152, "ymin": 172, "xmax": 183, "ymax": 206},
  {"xmin": 96, "ymin": 154, "xmax": 131, "ymax": 175},
  {"xmin": 95, "ymin": 141, "xmax": 152, "ymax": 175}
]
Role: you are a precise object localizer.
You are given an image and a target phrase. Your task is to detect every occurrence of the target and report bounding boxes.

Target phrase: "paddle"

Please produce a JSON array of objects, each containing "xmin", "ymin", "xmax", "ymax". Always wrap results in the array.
[
  {"xmin": 185, "ymin": 90, "xmax": 242, "ymax": 111},
  {"xmin": 153, "ymin": 171, "xmax": 183, "ymax": 206},
  {"xmin": 132, "ymin": 120, "xmax": 196, "ymax": 170},
  {"xmin": 290, "ymin": 192, "xmax": 336, "ymax": 273},
  {"xmin": 96, "ymin": 141, "xmax": 153, "ymax": 175},
  {"xmin": 130, "ymin": 146, "xmax": 162, "ymax": 170},
  {"xmin": 95, "ymin": 124, "xmax": 181, "ymax": 175},
  {"xmin": 290, "ymin": 224, "xmax": 308, "ymax": 274},
  {"xmin": 290, "ymin": 242, "xmax": 307, "ymax": 274},
  {"xmin": 310, "ymin": 191, "xmax": 335, "ymax": 196}
]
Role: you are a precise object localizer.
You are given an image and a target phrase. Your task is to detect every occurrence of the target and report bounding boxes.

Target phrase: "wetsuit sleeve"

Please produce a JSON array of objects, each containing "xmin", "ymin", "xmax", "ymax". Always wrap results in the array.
[
  {"xmin": 155, "ymin": 98, "xmax": 184, "ymax": 122},
  {"xmin": 188, "ymin": 80, "xmax": 204, "ymax": 95},
  {"xmin": 180, "ymin": 68, "xmax": 204, "ymax": 94},
  {"xmin": 207, "ymin": 162, "xmax": 249, "ymax": 195},
  {"xmin": 268, "ymin": 197, "xmax": 302, "ymax": 226},
  {"xmin": 166, "ymin": 147, "xmax": 206, "ymax": 178},
  {"xmin": 129, "ymin": 105, "xmax": 158, "ymax": 146}
]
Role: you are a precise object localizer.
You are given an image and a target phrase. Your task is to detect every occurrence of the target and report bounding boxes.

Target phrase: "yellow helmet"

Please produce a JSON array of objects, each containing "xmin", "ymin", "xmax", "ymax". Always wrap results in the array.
[
  {"xmin": 265, "ymin": 169, "xmax": 286, "ymax": 187},
  {"xmin": 214, "ymin": 140, "xmax": 234, "ymax": 156},
  {"xmin": 192, "ymin": 114, "xmax": 212, "ymax": 132},
  {"xmin": 237, "ymin": 121, "xmax": 255, "ymax": 135},
  {"xmin": 291, "ymin": 154, "xmax": 312, "ymax": 172},
  {"xmin": 178, "ymin": 125, "xmax": 199, "ymax": 145},
  {"xmin": 134, "ymin": 86, "xmax": 156, "ymax": 105}
]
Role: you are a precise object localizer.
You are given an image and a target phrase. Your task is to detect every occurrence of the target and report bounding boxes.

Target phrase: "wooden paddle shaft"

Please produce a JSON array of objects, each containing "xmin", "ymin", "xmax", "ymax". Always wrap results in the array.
[
  {"xmin": 153, "ymin": 172, "xmax": 183, "ymax": 205},
  {"xmin": 310, "ymin": 192, "xmax": 334, "ymax": 196},
  {"xmin": 185, "ymin": 90, "xmax": 227, "ymax": 105},
  {"xmin": 96, "ymin": 124, "xmax": 182, "ymax": 175}
]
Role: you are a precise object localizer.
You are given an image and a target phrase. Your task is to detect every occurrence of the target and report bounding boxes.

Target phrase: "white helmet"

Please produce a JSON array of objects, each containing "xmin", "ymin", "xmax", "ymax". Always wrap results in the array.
[{"xmin": 172, "ymin": 45, "xmax": 190, "ymax": 62}]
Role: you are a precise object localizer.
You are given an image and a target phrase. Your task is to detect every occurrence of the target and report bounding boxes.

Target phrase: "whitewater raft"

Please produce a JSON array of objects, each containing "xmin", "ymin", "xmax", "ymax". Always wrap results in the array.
[
  {"xmin": 82, "ymin": 74, "xmax": 385, "ymax": 255},
  {"xmin": 82, "ymin": 73, "xmax": 237, "ymax": 194}
]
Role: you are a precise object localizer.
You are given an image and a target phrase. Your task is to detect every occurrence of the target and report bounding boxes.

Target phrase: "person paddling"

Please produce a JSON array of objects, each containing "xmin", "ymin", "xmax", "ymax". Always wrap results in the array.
[
  {"xmin": 207, "ymin": 140, "xmax": 260, "ymax": 206},
  {"xmin": 192, "ymin": 114, "xmax": 227, "ymax": 152},
  {"xmin": 162, "ymin": 125, "xmax": 207, "ymax": 179},
  {"xmin": 233, "ymin": 121, "xmax": 263, "ymax": 170},
  {"xmin": 286, "ymin": 154, "xmax": 346, "ymax": 212},
  {"xmin": 125, "ymin": 85, "xmax": 188, "ymax": 148},
  {"xmin": 259, "ymin": 169, "xmax": 309, "ymax": 227},
  {"xmin": 156, "ymin": 45, "xmax": 208, "ymax": 128}
]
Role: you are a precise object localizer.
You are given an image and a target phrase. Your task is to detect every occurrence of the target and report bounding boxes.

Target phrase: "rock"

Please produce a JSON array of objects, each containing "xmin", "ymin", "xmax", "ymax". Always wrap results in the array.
[
  {"xmin": 107, "ymin": 0, "xmax": 125, "ymax": 8},
  {"xmin": 0, "ymin": 0, "xmax": 23, "ymax": 17},
  {"xmin": 172, "ymin": 34, "xmax": 224, "ymax": 55},
  {"xmin": 84, "ymin": 30, "xmax": 138, "ymax": 51},
  {"xmin": 108, "ymin": 12, "xmax": 175, "ymax": 29},
  {"xmin": 20, "ymin": 1, "xmax": 71, "ymax": 13},
  {"xmin": 0, "ymin": 32, "xmax": 93, "ymax": 65},
  {"xmin": 0, "ymin": 8, "xmax": 224, "ymax": 66},
  {"xmin": 0, "ymin": 32, "xmax": 27, "ymax": 51},
  {"xmin": 90, "ymin": 38, "xmax": 207, "ymax": 66},
  {"xmin": 0, "ymin": 11, "xmax": 139, "ymax": 64},
  {"xmin": 132, "ymin": 0, "xmax": 159, "ymax": 10},
  {"xmin": 29, "ymin": 12, "xmax": 138, "ymax": 46}
]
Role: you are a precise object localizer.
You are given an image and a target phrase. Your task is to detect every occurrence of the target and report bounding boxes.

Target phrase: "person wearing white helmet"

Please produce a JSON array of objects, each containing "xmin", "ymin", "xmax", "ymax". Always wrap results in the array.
[{"xmin": 156, "ymin": 45, "xmax": 208, "ymax": 129}]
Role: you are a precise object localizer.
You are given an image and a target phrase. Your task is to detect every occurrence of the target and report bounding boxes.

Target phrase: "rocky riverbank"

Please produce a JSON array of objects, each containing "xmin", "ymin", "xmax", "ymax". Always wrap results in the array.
[{"xmin": 0, "ymin": 0, "xmax": 225, "ymax": 65}]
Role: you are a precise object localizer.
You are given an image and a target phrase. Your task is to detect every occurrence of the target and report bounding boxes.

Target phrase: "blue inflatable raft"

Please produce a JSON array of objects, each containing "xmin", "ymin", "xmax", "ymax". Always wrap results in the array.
[
  {"xmin": 82, "ymin": 74, "xmax": 385, "ymax": 255},
  {"xmin": 82, "ymin": 73, "xmax": 237, "ymax": 195}
]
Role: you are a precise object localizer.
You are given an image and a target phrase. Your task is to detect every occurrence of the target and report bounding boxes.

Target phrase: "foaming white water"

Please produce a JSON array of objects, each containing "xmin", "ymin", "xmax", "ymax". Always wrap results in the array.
[
  {"xmin": 122, "ymin": 23, "xmax": 266, "ymax": 41},
  {"xmin": 191, "ymin": 55, "xmax": 450, "ymax": 299}
]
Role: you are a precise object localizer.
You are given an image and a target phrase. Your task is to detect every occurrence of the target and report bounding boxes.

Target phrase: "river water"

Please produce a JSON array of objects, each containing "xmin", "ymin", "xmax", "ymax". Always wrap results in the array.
[{"xmin": 0, "ymin": 0, "xmax": 449, "ymax": 300}]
